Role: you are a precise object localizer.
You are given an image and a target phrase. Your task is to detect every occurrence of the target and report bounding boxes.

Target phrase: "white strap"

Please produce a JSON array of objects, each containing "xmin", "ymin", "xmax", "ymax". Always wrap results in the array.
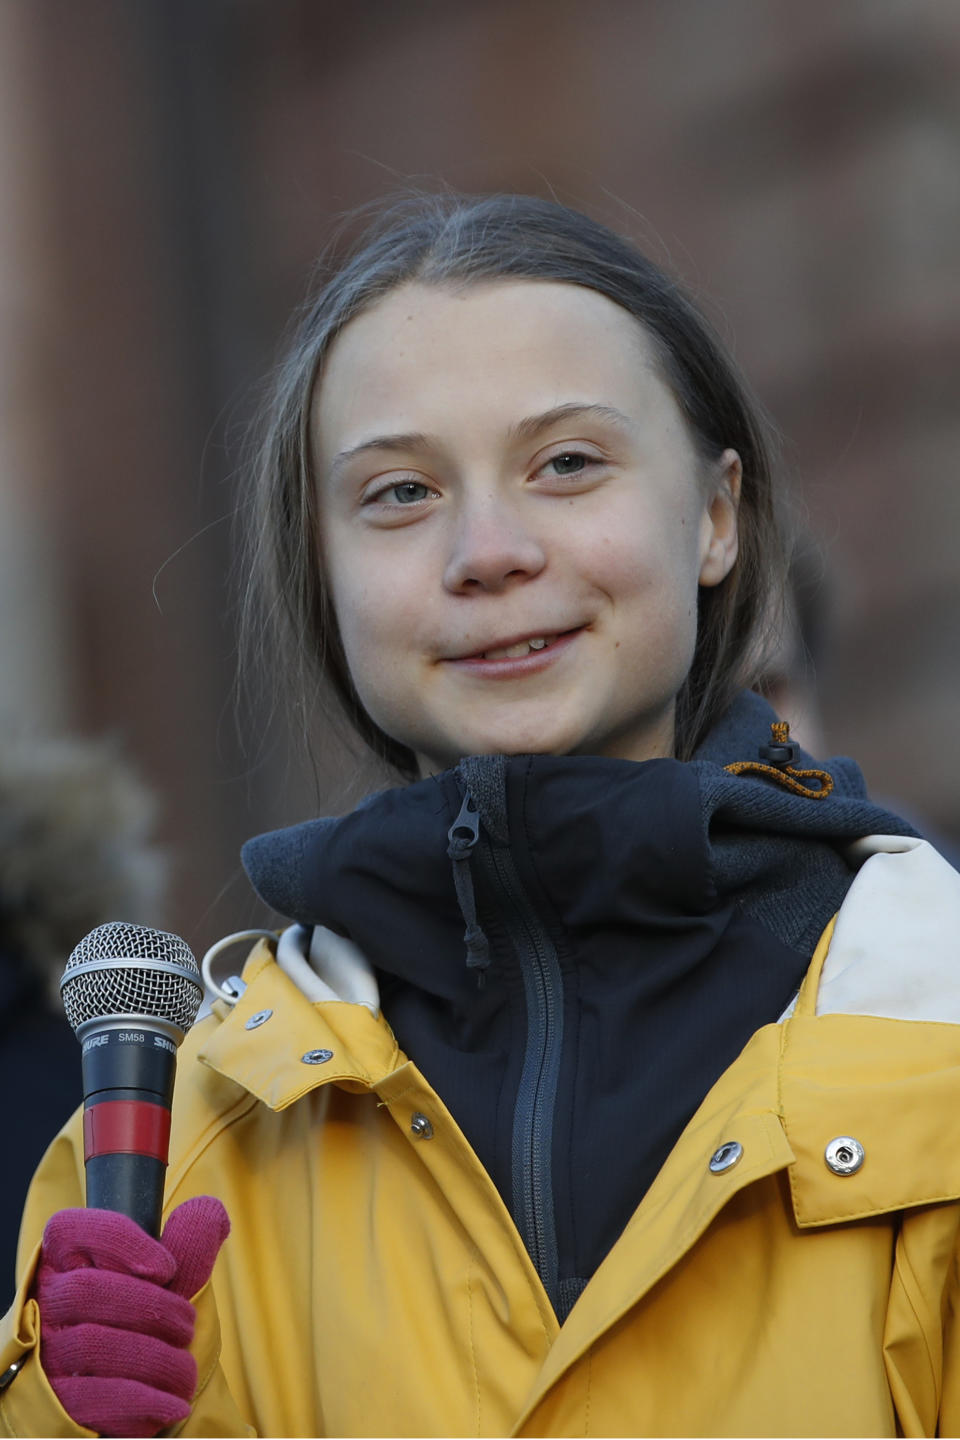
[{"xmin": 276, "ymin": 924, "xmax": 380, "ymax": 1016}]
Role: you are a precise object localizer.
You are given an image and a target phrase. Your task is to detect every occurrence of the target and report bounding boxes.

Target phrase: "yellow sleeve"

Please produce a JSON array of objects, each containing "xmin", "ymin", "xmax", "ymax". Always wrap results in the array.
[
  {"xmin": 0, "ymin": 1119, "xmax": 93, "ymax": 1437},
  {"xmin": 940, "ymin": 1243, "xmax": 960, "ymax": 1437}
]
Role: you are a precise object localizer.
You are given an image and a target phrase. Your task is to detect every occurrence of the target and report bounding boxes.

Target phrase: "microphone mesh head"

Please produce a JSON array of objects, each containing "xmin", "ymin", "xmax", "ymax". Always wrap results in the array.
[{"xmin": 61, "ymin": 921, "xmax": 203, "ymax": 1037}]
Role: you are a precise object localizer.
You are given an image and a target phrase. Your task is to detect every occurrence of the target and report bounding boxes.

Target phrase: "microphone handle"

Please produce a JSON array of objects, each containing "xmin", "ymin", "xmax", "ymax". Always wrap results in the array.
[
  {"xmin": 85, "ymin": 1149, "xmax": 167, "ymax": 1236},
  {"xmin": 80, "ymin": 1021, "xmax": 178, "ymax": 1238}
]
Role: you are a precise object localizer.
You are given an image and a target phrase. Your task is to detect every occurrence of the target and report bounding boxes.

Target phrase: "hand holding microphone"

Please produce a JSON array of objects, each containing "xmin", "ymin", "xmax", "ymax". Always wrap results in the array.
[
  {"xmin": 32, "ymin": 923, "xmax": 230, "ymax": 1438},
  {"xmin": 35, "ymin": 1198, "xmax": 228, "ymax": 1437}
]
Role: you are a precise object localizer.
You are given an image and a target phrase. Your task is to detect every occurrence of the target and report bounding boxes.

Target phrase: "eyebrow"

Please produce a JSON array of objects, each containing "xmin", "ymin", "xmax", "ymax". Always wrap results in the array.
[
  {"xmin": 327, "ymin": 402, "xmax": 634, "ymax": 481},
  {"xmin": 510, "ymin": 402, "xmax": 634, "ymax": 444}
]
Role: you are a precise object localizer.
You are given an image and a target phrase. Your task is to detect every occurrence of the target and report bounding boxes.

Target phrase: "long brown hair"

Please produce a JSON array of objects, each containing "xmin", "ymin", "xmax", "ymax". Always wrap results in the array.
[{"xmin": 243, "ymin": 192, "xmax": 787, "ymax": 779}]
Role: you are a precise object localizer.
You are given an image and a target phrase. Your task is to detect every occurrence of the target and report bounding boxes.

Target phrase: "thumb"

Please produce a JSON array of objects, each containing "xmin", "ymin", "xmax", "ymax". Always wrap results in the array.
[
  {"xmin": 161, "ymin": 1196, "xmax": 230, "ymax": 1299},
  {"xmin": 41, "ymin": 1208, "xmax": 176, "ymax": 1283}
]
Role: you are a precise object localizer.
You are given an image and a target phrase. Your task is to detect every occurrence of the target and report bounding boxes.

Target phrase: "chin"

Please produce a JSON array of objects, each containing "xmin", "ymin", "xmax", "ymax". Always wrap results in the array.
[
  {"xmin": 416, "ymin": 728, "xmax": 576, "ymax": 773},
  {"xmin": 465, "ymin": 727, "xmax": 585, "ymax": 760}
]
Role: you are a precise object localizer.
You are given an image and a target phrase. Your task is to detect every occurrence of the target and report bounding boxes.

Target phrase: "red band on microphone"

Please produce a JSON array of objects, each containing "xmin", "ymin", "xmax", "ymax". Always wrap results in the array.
[{"xmin": 83, "ymin": 1100, "xmax": 171, "ymax": 1163}]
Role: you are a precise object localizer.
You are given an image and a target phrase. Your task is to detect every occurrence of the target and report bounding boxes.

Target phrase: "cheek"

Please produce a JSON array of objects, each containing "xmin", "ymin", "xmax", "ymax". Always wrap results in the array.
[
  {"xmin": 593, "ymin": 526, "xmax": 694, "ymax": 610},
  {"xmin": 584, "ymin": 486, "xmax": 699, "ymax": 575},
  {"xmin": 333, "ymin": 604, "xmax": 406, "ymax": 732},
  {"xmin": 596, "ymin": 524, "xmax": 705, "ymax": 682},
  {"xmin": 322, "ymin": 542, "xmax": 385, "ymax": 687},
  {"xmin": 325, "ymin": 550, "xmax": 431, "ymax": 720},
  {"xmin": 324, "ymin": 518, "xmax": 446, "ymax": 659},
  {"xmin": 330, "ymin": 576, "xmax": 393, "ymax": 677}
]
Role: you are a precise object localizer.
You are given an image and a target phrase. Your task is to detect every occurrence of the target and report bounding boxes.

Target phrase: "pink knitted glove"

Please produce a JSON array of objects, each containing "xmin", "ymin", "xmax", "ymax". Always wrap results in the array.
[{"xmin": 35, "ymin": 1198, "xmax": 230, "ymax": 1438}]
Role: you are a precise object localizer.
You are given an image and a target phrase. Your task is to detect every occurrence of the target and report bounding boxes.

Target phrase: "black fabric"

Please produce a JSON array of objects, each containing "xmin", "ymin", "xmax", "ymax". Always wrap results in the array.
[
  {"xmin": 0, "ymin": 950, "xmax": 81, "ymax": 1300},
  {"xmin": 242, "ymin": 691, "xmax": 918, "ymax": 1309}
]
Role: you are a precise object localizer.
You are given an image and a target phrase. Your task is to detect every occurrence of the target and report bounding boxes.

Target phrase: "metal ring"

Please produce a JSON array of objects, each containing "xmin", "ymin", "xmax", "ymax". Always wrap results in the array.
[{"xmin": 200, "ymin": 930, "xmax": 277, "ymax": 1006}]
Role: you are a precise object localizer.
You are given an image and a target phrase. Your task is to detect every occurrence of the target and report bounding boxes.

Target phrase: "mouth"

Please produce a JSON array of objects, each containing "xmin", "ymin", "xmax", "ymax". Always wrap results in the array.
[
  {"xmin": 450, "ymin": 626, "xmax": 584, "ymax": 663},
  {"xmin": 480, "ymin": 634, "xmax": 555, "ymax": 661}
]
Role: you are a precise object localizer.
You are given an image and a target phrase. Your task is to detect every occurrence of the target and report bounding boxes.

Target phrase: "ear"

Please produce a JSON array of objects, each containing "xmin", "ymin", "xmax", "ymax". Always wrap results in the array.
[{"xmin": 698, "ymin": 449, "xmax": 741, "ymax": 587}]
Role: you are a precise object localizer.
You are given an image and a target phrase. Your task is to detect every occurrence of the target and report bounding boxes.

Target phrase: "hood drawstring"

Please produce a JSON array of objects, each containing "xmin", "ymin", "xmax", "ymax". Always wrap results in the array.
[
  {"xmin": 446, "ymin": 792, "xmax": 491, "ymax": 987},
  {"xmin": 724, "ymin": 721, "xmax": 834, "ymax": 799}
]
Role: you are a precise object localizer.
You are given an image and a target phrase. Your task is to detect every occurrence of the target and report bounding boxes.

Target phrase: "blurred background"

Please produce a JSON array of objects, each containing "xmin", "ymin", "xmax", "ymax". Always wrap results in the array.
[{"xmin": 2, "ymin": 0, "xmax": 959, "ymax": 965}]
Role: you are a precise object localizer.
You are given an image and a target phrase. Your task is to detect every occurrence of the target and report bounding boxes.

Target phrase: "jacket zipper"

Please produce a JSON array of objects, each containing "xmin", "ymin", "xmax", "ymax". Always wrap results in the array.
[
  {"xmin": 453, "ymin": 767, "xmax": 564, "ymax": 1311},
  {"xmin": 482, "ymin": 833, "xmax": 563, "ymax": 1310}
]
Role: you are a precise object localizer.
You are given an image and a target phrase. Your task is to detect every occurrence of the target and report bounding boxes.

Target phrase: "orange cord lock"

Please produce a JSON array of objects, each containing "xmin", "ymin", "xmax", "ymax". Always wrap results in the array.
[{"xmin": 724, "ymin": 721, "xmax": 834, "ymax": 800}]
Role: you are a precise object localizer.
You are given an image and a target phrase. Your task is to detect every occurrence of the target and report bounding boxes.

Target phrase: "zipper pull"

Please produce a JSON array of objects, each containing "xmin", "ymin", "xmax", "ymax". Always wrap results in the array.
[
  {"xmin": 446, "ymin": 791, "xmax": 490, "ymax": 986},
  {"xmin": 447, "ymin": 792, "xmax": 480, "ymax": 859}
]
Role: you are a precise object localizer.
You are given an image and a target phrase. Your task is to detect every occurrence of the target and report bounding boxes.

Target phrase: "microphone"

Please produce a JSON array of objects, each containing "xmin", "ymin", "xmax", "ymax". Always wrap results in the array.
[{"xmin": 60, "ymin": 921, "xmax": 204, "ymax": 1237}]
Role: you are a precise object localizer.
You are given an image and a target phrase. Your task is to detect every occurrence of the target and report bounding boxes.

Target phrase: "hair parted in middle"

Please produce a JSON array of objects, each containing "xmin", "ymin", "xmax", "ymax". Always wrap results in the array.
[{"xmin": 244, "ymin": 190, "xmax": 788, "ymax": 780}]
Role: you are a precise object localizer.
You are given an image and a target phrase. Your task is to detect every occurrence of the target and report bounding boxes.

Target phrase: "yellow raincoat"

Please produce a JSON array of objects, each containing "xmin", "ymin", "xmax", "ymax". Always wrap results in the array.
[{"xmin": 2, "ymin": 835, "xmax": 960, "ymax": 1437}]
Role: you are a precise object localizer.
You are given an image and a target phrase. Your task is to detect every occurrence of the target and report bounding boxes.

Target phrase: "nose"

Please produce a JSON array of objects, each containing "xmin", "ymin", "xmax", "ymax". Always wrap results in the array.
[{"xmin": 441, "ymin": 494, "xmax": 547, "ymax": 593}]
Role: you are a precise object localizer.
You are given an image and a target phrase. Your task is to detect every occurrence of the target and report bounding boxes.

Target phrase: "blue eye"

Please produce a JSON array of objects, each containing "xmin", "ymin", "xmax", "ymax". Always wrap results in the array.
[
  {"xmin": 389, "ymin": 481, "xmax": 431, "ymax": 504},
  {"xmin": 548, "ymin": 453, "xmax": 587, "ymax": 476}
]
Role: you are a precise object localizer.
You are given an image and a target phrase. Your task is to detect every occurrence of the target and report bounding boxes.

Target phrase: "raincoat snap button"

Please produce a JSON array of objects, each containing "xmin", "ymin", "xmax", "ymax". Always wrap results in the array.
[
  {"xmin": 824, "ymin": 1136, "xmax": 864, "ymax": 1175},
  {"xmin": 245, "ymin": 1009, "xmax": 273, "ymax": 1030},
  {"xmin": 410, "ymin": 1112, "xmax": 434, "ymax": 1139},
  {"xmin": 709, "ymin": 1141, "xmax": 743, "ymax": 1173},
  {"xmin": 301, "ymin": 1048, "xmax": 334, "ymax": 1065}
]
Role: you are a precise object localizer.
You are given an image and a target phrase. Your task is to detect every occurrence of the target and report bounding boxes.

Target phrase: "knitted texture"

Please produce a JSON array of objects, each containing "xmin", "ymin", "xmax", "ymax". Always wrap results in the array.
[{"xmin": 36, "ymin": 1198, "xmax": 229, "ymax": 1438}]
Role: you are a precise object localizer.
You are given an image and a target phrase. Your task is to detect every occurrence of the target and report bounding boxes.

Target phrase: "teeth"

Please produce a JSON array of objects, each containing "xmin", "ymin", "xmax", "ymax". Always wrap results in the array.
[{"xmin": 482, "ymin": 637, "xmax": 550, "ymax": 660}]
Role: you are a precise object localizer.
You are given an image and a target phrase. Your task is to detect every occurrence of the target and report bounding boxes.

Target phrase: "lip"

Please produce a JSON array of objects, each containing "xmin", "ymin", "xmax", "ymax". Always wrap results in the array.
[{"xmin": 443, "ymin": 626, "xmax": 584, "ymax": 678}]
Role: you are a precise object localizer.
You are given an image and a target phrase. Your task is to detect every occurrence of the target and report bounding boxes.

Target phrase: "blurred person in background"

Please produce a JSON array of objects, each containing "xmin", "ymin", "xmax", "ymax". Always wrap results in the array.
[
  {"xmin": 3, "ymin": 193, "xmax": 959, "ymax": 1438},
  {"xmin": 755, "ymin": 532, "xmax": 829, "ymax": 759},
  {"xmin": 0, "ymin": 737, "xmax": 165, "ymax": 1299},
  {"xmin": 759, "ymin": 536, "xmax": 960, "ymax": 867}
]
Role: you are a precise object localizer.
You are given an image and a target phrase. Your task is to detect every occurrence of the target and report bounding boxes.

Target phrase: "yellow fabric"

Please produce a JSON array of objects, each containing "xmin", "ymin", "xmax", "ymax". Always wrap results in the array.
[{"xmin": 4, "ymin": 935, "xmax": 960, "ymax": 1437}]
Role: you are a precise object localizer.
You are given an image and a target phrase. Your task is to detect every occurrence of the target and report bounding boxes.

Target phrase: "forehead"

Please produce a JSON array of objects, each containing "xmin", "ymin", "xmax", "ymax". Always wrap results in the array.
[{"xmin": 312, "ymin": 280, "xmax": 680, "ymax": 464}]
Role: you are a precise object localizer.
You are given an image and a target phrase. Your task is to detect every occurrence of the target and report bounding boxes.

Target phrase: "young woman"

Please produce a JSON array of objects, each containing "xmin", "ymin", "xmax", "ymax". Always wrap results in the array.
[{"xmin": 4, "ymin": 193, "xmax": 960, "ymax": 1439}]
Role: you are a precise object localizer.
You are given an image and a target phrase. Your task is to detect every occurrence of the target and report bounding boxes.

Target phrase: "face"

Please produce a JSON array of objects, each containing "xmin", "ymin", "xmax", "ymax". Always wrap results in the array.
[{"xmin": 314, "ymin": 280, "xmax": 740, "ymax": 774}]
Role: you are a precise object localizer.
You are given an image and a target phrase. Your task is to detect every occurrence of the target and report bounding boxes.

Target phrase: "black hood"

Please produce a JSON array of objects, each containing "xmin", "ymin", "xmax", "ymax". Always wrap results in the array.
[{"xmin": 242, "ymin": 689, "xmax": 915, "ymax": 984}]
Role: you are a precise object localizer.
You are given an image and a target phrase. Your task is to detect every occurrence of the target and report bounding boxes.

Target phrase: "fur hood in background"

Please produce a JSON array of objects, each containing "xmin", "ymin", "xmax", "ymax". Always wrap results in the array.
[{"xmin": 0, "ymin": 735, "xmax": 167, "ymax": 1008}]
